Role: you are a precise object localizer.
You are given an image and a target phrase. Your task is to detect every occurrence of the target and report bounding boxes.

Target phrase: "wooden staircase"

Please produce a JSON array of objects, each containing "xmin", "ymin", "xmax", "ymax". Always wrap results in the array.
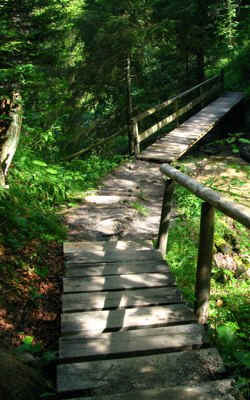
[{"xmin": 57, "ymin": 240, "xmax": 235, "ymax": 399}]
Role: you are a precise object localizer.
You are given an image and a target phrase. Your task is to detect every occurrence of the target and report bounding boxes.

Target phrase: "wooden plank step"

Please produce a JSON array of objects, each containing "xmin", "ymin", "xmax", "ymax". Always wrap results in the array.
[
  {"xmin": 60, "ymin": 323, "xmax": 202, "ymax": 360},
  {"xmin": 65, "ymin": 260, "xmax": 169, "ymax": 277},
  {"xmin": 63, "ymin": 287, "xmax": 182, "ymax": 312},
  {"xmin": 64, "ymin": 272, "xmax": 175, "ymax": 293},
  {"xmin": 57, "ymin": 347, "xmax": 225, "ymax": 393},
  {"xmin": 61, "ymin": 305, "xmax": 196, "ymax": 336},
  {"xmin": 67, "ymin": 380, "xmax": 234, "ymax": 400},
  {"xmin": 64, "ymin": 241, "xmax": 162, "ymax": 264}
]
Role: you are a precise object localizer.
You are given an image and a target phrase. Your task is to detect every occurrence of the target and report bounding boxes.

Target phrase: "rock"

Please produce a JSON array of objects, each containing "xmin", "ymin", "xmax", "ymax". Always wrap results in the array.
[
  {"xmin": 239, "ymin": 144, "xmax": 250, "ymax": 163},
  {"xmin": 200, "ymin": 143, "xmax": 225, "ymax": 155},
  {"xmin": 16, "ymin": 351, "xmax": 36, "ymax": 365},
  {"xmin": 214, "ymin": 252, "xmax": 237, "ymax": 272},
  {"xmin": 0, "ymin": 348, "xmax": 48, "ymax": 400},
  {"xmin": 239, "ymin": 269, "xmax": 250, "ymax": 280}
]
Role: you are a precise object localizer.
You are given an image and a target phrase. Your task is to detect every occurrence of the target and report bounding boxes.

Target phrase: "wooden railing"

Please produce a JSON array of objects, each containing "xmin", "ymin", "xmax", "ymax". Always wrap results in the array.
[
  {"xmin": 156, "ymin": 163, "xmax": 250, "ymax": 324},
  {"xmin": 131, "ymin": 73, "xmax": 224, "ymax": 156}
]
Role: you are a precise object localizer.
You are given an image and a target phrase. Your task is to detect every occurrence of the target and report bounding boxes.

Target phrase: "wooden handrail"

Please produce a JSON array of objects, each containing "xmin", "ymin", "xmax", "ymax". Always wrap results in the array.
[
  {"xmin": 131, "ymin": 74, "xmax": 223, "ymax": 156},
  {"xmin": 132, "ymin": 75, "xmax": 219, "ymax": 123},
  {"xmin": 138, "ymin": 84, "xmax": 220, "ymax": 144},
  {"xmin": 157, "ymin": 163, "xmax": 250, "ymax": 324},
  {"xmin": 160, "ymin": 164, "xmax": 250, "ymax": 228}
]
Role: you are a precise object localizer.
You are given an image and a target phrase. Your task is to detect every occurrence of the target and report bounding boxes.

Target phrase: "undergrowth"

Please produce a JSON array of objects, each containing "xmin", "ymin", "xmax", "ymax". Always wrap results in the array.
[
  {"xmin": 166, "ymin": 185, "xmax": 250, "ymax": 398},
  {"xmin": 0, "ymin": 148, "xmax": 123, "ymax": 250}
]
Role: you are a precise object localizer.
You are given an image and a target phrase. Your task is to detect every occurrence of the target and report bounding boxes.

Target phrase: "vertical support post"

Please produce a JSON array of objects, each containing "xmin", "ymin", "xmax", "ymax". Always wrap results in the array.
[
  {"xmin": 156, "ymin": 178, "xmax": 175, "ymax": 257},
  {"xmin": 199, "ymin": 85, "xmax": 204, "ymax": 108},
  {"xmin": 195, "ymin": 202, "xmax": 215, "ymax": 324},
  {"xmin": 132, "ymin": 119, "xmax": 140, "ymax": 157},
  {"xmin": 220, "ymin": 69, "xmax": 224, "ymax": 93},
  {"xmin": 126, "ymin": 55, "xmax": 133, "ymax": 155},
  {"xmin": 175, "ymin": 99, "xmax": 179, "ymax": 127}
]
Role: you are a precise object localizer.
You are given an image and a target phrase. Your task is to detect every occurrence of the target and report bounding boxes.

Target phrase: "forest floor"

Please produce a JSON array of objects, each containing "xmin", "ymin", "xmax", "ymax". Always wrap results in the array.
[{"xmin": 0, "ymin": 240, "xmax": 64, "ymax": 353}]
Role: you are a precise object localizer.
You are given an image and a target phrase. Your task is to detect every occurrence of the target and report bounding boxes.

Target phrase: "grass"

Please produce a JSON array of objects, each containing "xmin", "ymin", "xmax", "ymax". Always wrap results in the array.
[
  {"xmin": 166, "ymin": 184, "xmax": 250, "ymax": 398},
  {"xmin": 130, "ymin": 201, "xmax": 150, "ymax": 217}
]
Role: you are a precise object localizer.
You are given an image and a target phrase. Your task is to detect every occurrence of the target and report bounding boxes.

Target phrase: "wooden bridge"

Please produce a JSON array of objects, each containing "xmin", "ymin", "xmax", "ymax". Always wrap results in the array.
[
  {"xmin": 130, "ymin": 74, "xmax": 244, "ymax": 162},
  {"xmin": 57, "ymin": 76, "xmax": 247, "ymax": 399}
]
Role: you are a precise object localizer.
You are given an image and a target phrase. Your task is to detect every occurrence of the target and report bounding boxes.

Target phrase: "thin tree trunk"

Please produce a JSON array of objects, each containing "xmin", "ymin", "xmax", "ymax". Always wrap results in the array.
[
  {"xmin": 126, "ymin": 55, "xmax": 133, "ymax": 155},
  {"xmin": 196, "ymin": 0, "xmax": 206, "ymax": 82},
  {"xmin": 0, "ymin": 90, "xmax": 22, "ymax": 187},
  {"xmin": 196, "ymin": 51, "xmax": 205, "ymax": 82}
]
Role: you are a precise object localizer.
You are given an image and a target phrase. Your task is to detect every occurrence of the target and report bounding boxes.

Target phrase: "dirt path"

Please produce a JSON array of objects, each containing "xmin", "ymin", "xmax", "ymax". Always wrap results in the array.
[{"xmin": 64, "ymin": 159, "xmax": 165, "ymax": 244}]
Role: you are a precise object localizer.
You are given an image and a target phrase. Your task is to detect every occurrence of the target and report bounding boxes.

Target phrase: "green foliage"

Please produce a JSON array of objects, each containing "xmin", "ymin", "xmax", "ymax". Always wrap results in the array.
[
  {"xmin": 166, "ymin": 186, "xmax": 201, "ymax": 303},
  {"xmin": 130, "ymin": 201, "xmax": 149, "ymax": 217},
  {"xmin": 166, "ymin": 181, "xmax": 250, "ymax": 396},
  {"xmin": 0, "ymin": 148, "xmax": 122, "ymax": 250},
  {"xmin": 16, "ymin": 336, "xmax": 42, "ymax": 355}
]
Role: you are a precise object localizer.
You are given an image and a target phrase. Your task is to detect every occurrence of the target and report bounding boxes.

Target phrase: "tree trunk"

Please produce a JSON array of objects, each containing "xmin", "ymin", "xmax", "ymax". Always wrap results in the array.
[
  {"xmin": 0, "ymin": 91, "xmax": 22, "ymax": 187},
  {"xmin": 126, "ymin": 55, "xmax": 133, "ymax": 155},
  {"xmin": 196, "ymin": 0, "xmax": 206, "ymax": 82}
]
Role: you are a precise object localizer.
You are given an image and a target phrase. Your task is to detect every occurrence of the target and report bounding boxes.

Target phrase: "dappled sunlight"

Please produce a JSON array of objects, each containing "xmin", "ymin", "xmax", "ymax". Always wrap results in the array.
[
  {"xmin": 182, "ymin": 155, "xmax": 250, "ymax": 207},
  {"xmin": 85, "ymin": 194, "xmax": 131, "ymax": 204},
  {"xmin": 63, "ymin": 286, "xmax": 181, "ymax": 312},
  {"xmin": 115, "ymin": 241, "xmax": 128, "ymax": 250},
  {"xmin": 58, "ymin": 347, "xmax": 226, "ymax": 394}
]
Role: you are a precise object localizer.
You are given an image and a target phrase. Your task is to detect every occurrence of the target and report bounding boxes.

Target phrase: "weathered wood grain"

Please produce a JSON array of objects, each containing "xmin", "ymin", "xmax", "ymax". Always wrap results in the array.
[
  {"xmin": 61, "ymin": 304, "xmax": 195, "ymax": 336},
  {"xmin": 64, "ymin": 272, "xmax": 175, "ymax": 294},
  {"xmin": 57, "ymin": 347, "xmax": 225, "ymax": 394},
  {"xmin": 65, "ymin": 261, "xmax": 169, "ymax": 277},
  {"xmin": 67, "ymin": 379, "xmax": 234, "ymax": 400},
  {"xmin": 62, "ymin": 287, "xmax": 182, "ymax": 312},
  {"xmin": 64, "ymin": 241, "xmax": 162, "ymax": 264},
  {"xmin": 60, "ymin": 323, "xmax": 203, "ymax": 360}
]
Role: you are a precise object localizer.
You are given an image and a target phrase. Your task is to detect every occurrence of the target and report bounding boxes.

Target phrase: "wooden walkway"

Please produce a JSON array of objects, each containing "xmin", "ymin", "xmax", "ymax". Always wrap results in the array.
[
  {"xmin": 138, "ymin": 92, "xmax": 244, "ymax": 162},
  {"xmin": 58, "ymin": 239, "xmax": 234, "ymax": 399},
  {"xmin": 56, "ymin": 90, "xmax": 244, "ymax": 399}
]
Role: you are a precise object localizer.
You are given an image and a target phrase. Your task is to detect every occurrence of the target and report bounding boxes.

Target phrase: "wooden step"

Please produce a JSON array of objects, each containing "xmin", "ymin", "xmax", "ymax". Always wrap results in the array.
[
  {"xmin": 64, "ymin": 241, "xmax": 162, "ymax": 264},
  {"xmin": 63, "ymin": 287, "xmax": 182, "ymax": 312},
  {"xmin": 67, "ymin": 380, "xmax": 234, "ymax": 400},
  {"xmin": 64, "ymin": 272, "xmax": 175, "ymax": 293},
  {"xmin": 65, "ymin": 260, "xmax": 169, "ymax": 277},
  {"xmin": 61, "ymin": 304, "xmax": 194, "ymax": 336},
  {"xmin": 57, "ymin": 347, "xmax": 225, "ymax": 394},
  {"xmin": 60, "ymin": 323, "xmax": 203, "ymax": 360}
]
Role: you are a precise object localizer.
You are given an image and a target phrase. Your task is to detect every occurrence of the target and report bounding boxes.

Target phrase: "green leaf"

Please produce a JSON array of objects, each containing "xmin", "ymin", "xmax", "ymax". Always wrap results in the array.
[
  {"xmin": 23, "ymin": 335, "xmax": 34, "ymax": 345},
  {"xmin": 239, "ymin": 138, "xmax": 250, "ymax": 144},
  {"xmin": 32, "ymin": 160, "xmax": 48, "ymax": 167},
  {"xmin": 46, "ymin": 168, "xmax": 58, "ymax": 175}
]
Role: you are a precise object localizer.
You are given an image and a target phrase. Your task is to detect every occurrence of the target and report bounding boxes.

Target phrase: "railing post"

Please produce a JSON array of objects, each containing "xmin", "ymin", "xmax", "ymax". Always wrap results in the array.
[
  {"xmin": 199, "ymin": 85, "xmax": 204, "ymax": 108},
  {"xmin": 195, "ymin": 202, "xmax": 215, "ymax": 324},
  {"xmin": 220, "ymin": 69, "xmax": 224, "ymax": 93},
  {"xmin": 174, "ymin": 99, "xmax": 179, "ymax": 127},
  {"xmin": 156, "ymin": 178, "xmax": 175, "ymax": 257},
  {"xmin": 132, "ymin": 119, "xmax": 140, "ymax": 157}
]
